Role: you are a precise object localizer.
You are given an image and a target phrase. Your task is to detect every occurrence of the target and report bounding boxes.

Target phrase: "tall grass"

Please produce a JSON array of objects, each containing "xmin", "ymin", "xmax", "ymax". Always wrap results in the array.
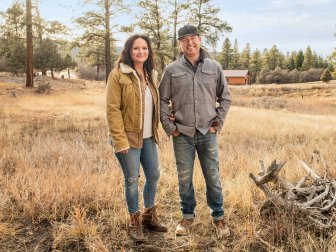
[{"xmin": 1, "ymin": 81, "xmax": 336, "ymax": 251}]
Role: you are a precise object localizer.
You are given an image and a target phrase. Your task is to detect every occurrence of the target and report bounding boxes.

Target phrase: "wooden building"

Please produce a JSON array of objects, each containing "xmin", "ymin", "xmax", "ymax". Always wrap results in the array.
[{"xmin": 223, "ymin": 70, "xmax": 250, "ymax": 85}]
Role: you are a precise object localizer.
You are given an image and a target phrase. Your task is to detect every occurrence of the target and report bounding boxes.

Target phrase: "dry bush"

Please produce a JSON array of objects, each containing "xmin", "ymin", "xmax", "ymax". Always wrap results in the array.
[
  {"xmin": 36, "ymin": 80, "xmax": 51, "ymax": 93},
  {"xmin": 0, "ymin": 81, "xmax": 336, "ymax": 251}
]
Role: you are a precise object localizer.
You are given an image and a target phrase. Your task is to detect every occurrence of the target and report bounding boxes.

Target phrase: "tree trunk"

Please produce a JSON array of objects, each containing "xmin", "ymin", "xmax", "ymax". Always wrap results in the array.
[
  {"xmin": 172, "ymin": 0, "xmax": 177, "ymax": 61},
  {"xmin": 104, "ymin": 0, "xmax": 111, "ymax": 84},
  {"xmin": 51, "ymin": 68, "xmax": 54, "ymax": 78},
  {"xmin": 26, "ymin": 0, "xmax": 34, "ymax": 87},
  {"xmin": 155, "ymin": 0, "xmax": 164, "ymax": 72},
  {"xmin": 68, "ymin": 67, "xmax": 70, "ymax": 79}
]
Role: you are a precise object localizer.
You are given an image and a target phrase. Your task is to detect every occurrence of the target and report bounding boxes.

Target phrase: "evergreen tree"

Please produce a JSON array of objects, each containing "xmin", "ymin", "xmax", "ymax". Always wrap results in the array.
[
  {"xmin": 137, "ymin": 0, "xmax": 169, "ymax": 73},
  {"xmin": 219, "ymin": 37, "xmax": 232, "ymax": 69},
  {"xmin": 261, "ymin": 48, "xmax": 270, "ymax": 70},
  {"xmin": 34, "ymin": 38, "xmax": 62, "ymax": 78},
  {"xmin": 268, "ymin": 45, "xmax": 281, "ymax": 70},
  {"xmin": 320, "ymin": 68, "xmax": 332, "ymax": 83},
  {"xmin": 296, "ymin": 49, "xmax": 304, "ymax": 70},
  {"xmin": 302, "ymin": 45, "xmax": 313, "ymax": 70},
  {"xmin": 231, "ymin": 39, "xmax": 240, "ymax": 69},
  {"xmin": 240, "ymin": 43, "xmax": 251, "ymax": 70},
  {"xmin": 285, "ymin": 51, "xmax": 296, "ymax": 71},
  {"xmin": 168, "ymin": 0, "xmax": 189, "ymax": 61},
  {"xmin": 328, "ymin": 47, "xmax": 336, "ymax": 77},
  {"xmin": 311, "ymin": 51, "xmax": 319, "ymax": 68},
  {"xmin": 75, "ymin": 0, "xmax": 125, "ymax": 83},
  {"xmin": 188, "ymin": 0, "xmax": 232, "ymax": 49},
  {"xmin": 5, "ymin": 39, "xmax": 26, "ymax": 75},
  {"xmin": 249, "ymin": 49, "xmax": 262, "ymax": 83},
  {"xmin": 62, "ymin": 54, "xmax": 77, "ymax": 79},
  {"xmin": 0, "ymin": 2, "xmax": 26, "ymax": 74}
]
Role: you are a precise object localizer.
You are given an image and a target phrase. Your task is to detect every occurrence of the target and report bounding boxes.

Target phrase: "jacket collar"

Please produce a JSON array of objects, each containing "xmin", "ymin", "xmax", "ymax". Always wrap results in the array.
[
  {"xmin": 119, "ymin": 63, "xmax": 158, "ymax": 85},
  {"xmin": 119, "ymin": 63, "xmax": 135, "ymax": 74}
]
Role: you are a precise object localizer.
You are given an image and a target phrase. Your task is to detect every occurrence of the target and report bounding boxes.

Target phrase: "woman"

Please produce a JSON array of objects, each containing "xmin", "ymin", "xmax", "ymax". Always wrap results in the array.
[{"xmin": 106, "ymin": 34, "xmax": 167, "ymax": 241}]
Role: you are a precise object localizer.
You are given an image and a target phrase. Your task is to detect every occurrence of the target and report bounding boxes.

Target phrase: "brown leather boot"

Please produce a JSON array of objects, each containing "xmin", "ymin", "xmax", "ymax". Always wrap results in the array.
[
  {"xmin": 129, "ymin": 211, "xmax": 146, "ymax": 241},
  {"xmin": 142, "ymin": 206, "xmax": 168, "ymax": 232}
]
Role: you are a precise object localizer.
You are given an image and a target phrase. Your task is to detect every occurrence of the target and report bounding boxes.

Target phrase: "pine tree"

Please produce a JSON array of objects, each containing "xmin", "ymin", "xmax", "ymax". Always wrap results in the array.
[
  {"xmin": 188, "ymin": 0, "xmax": 232, "ymax": 49},
  {"xmin": 296, "ymin": 50, "xmax": 304, "ymax": 70},
  {"xmin": 261, "ymin": 49, "xmax": 270, "ymax": 70},
  {"xmin": 137, "ymin": 0, "xmax": 169, "ymax": 73},
  {"xmin": 34, "ymin": 38, "xmax": 62, "ymax": 78},
  {"xmin": 0, "ymin": 2, "xmax": 26, "ymax": 75},
  {"xmin": 219, "ymin": 38, "xmax": 232, "ymax": 69},
  {"xmin": 231, "ymin": 39, "xmax": 240, "ymax": 69},
  {"xmin": 168, "ymin": 0, "xmax": 189, "ymax": 61},
  {"xmin": 63, "ymin": 54, "xmax": 77, "ymax": 79},
  {"xmin": 75, "ymin": 0, "xmax": 125, "ymax": 83},
  {"xmin": 320, "ymin": 68, "xmax": 332, "ymax": 83},
  {"xmin": 285, "ymin": 51, "xmax": 295, "ymax": 71},
  {"xmin": 302, "ymin": 46, "xmax": 313, "ymax": 70},
  {"xmin": 249, "ymin": 49, "xmax": 262, "ymax": 83},
  {"xmin": 268, "ymin": 45, "xmax": 281, "ymax": 70},
  {"xmin": 240, "ymin": 43, "xmax": 251, "ymax": 70}
]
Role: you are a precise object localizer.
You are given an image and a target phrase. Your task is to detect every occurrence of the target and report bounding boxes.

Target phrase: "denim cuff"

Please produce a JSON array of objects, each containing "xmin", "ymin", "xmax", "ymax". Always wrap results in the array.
[
  {"xmin": 212, "ymin": 214, "xmax": 224, "ymax": 221},
  {"xmin": 182, "ymin": 213, "xmax": 195, "ymax": 220}
]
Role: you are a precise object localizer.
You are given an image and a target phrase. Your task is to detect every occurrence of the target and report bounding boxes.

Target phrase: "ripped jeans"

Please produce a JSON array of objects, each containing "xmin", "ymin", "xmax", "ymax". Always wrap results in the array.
[
  {"xmin": 173, "ymin": 131, "xmax": 224, "ymax": 221},
  {"xmin": 115, "ymin": 137, "xmax": 160, "ymax": 214}
]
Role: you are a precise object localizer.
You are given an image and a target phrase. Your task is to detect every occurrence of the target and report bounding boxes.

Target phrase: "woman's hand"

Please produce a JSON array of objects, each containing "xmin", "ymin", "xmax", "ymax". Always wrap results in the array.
[
  {"xmin": 172, "ymin": 130, "xmax": 180, "ymax": 137},
  {"xmin": 117, "ymin": 149, "xmax": 129, "ymax": 154},
  {"xmin": 208, "ymin": 127, "xmax": 217, "ymax": 133},
  {"xmin": 169, "ymin": 114, "xmax": 176, "ymax": 122}
]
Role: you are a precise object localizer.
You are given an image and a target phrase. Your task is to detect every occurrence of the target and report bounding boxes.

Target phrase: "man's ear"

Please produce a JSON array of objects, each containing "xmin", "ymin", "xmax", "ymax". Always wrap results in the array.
[{"xmin": 178, "ymin": 40, "xmax": 183, "ymax": 50}]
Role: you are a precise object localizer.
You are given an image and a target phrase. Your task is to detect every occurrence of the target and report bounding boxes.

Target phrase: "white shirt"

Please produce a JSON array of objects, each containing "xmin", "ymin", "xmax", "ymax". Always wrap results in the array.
[{"xmin": 143, "ymin": 85, "xmax": 153, "ymax": 138}]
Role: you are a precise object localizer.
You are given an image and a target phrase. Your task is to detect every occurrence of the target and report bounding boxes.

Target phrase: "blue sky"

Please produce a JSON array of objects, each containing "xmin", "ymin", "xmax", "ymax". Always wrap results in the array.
[{"xmin": 1, "ymin": 0, "xmax": 335, "ymax": 57}]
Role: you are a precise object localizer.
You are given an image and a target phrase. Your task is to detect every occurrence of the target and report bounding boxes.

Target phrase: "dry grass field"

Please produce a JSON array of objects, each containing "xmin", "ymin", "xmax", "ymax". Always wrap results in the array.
[{"xmin": 0, "ymin": 75, "xmax": 336, "ymax": 251}]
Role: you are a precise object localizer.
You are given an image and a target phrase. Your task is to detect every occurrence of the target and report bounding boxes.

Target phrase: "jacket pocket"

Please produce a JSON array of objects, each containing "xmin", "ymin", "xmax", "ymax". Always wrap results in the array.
[
  {"xmin": 202, "ymin": 69, "xmax": 217, "ymax": 85},
  {"xmin": 172, "ymin": 72, "xmax": 188, "ymax": 88},
  {"xmin": 120, "ymin": 79, "xmax": 135, "ymax": 129}
]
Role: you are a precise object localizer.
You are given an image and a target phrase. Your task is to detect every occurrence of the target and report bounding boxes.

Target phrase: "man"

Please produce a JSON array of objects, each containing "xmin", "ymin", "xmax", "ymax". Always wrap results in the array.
[{"xmin": 159, "ymin": 24, "xmax": 231, "ymax": 237}]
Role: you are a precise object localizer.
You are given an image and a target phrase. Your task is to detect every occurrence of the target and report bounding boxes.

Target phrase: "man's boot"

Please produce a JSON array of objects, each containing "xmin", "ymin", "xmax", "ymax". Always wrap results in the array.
[
  {"xmin": 129, "ymin": 211, "xmax": 146, "ymax": 241},
  {"xmin": 142, "ymin": 206, "xmax": 168, "ymax": 232}
]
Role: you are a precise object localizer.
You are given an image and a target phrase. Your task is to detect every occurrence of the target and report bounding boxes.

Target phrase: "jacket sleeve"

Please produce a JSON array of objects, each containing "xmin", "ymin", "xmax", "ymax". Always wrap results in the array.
[
  {"xmin": 159, "ymin": 67, "xmax": 177, "ymax": 136},
  {"xmin": 213, "ymin": 64, "xmax": 231, "ymax": 132},
  {"xmin": 106, "ymin": 70, "xmax": 130, "ymax": 153}
]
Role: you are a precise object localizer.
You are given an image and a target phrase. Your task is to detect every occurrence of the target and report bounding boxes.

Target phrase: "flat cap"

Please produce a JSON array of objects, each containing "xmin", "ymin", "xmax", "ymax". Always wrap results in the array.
[{"xmin": 177, "ymin": 25, "xmax": 198, "ymax": 40}]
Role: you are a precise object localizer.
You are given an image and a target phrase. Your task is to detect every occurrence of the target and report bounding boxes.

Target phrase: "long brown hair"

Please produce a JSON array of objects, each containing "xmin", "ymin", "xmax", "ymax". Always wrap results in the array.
[{"xmin": 115, "ymin": 34, "xmax": 156, "ymax": 82}]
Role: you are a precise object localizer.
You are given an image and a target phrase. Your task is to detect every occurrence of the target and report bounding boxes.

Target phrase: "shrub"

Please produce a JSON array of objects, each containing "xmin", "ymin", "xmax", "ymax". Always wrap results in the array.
[
  {"xmin": 36, "ymin": 80, "xmax": 51, "ymax": 93},
  {"xmin": 78, "ymin": 63, "xmax": 105, "ymax": 81},
  {"xmin": 320, "ymin": 69, "xmax": 332, "ymax": 83}
]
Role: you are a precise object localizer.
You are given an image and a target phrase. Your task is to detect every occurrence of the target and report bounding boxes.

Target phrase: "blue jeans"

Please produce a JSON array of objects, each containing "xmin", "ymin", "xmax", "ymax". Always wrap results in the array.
[
  {"xmin": 173, "ymin": 131, "xmax": 224, "ymax": 221},
  {"xmin": 116, "ymin": 137, "xmax": 160, "ymax": 214}
]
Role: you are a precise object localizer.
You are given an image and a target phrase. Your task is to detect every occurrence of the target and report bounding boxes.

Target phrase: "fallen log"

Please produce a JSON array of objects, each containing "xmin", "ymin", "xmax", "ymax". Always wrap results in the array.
[{"xmin": 250, "ymin": 159, "xmax": 336, "ymax": 229}]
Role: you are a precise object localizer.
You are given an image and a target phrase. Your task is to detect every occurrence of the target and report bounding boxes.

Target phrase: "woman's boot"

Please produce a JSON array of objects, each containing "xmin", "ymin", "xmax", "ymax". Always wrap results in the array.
[
  {"xmin": 129, "ymin": 211, "xmax": 146, "ymax": 241},
  {"xmin": 142, "ymin": 206, "xmax": 168, "ymax": 232}
]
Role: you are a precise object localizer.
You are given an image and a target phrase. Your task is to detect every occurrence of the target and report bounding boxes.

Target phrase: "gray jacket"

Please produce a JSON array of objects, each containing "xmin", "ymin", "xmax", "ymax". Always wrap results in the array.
[{"xmin": 159, "ymin": 50, "xmax": 231, "ymax": 137}]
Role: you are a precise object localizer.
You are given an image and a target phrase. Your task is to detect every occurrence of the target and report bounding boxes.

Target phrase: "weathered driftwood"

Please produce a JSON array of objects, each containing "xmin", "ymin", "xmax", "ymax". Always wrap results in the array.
[{"xmin": 250, "ymin": 158, "xmax": 336, "ymax": 229}]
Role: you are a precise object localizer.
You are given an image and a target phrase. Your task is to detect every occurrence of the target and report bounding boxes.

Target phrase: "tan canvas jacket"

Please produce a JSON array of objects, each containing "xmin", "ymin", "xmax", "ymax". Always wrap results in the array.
[{"xmin": 106, "ymin": 63, "xmax": 159, "ymax": 153}]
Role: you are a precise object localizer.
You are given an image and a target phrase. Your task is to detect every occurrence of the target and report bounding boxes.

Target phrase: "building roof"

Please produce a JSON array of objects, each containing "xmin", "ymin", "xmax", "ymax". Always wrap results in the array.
[{"xmin": 223, "ymin": 70, "xmax": 249, "ymax": 77}]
